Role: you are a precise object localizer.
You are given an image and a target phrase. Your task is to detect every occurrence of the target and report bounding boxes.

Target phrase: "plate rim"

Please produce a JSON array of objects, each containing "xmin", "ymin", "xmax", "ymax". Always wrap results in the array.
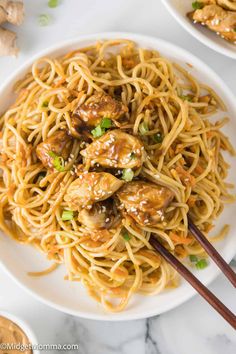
[
  {"xmin": 160, "ymin": 0, "xmax": 236, "ymax": 59},
  {"xmin": 0, "ymin": 31, "xmax": 236, "ymax": 321}
]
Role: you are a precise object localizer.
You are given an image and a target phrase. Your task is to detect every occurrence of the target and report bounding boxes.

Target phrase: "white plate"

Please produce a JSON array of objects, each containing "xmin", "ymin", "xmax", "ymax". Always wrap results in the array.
[
  {"xmin": 161, "ymin": 0, "xmax": 236, "ymax": 59},
  {"xmin": 0, "ymin": 32, "xmax": 236, "ymax": 321}
]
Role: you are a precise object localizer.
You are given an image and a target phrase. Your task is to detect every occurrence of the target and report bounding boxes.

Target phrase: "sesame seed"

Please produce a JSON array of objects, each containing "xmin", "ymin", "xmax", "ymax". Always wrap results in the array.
[
  {"xmin": 130, "ymin": 207, "xmax": 137, "ymax": 212},
  {"xmin": 105, "ymin": 218, "xmax": 110, "ymax": 222}
]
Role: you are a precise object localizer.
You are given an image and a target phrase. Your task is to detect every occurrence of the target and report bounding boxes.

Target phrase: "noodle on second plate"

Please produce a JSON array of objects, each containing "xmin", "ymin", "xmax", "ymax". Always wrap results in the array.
[{"xmin": 0, "ymin": 39, "xmax": 235, "ymax": 311}]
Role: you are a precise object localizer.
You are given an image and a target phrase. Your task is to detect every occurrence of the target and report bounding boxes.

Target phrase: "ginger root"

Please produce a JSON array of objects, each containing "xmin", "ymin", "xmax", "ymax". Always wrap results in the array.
[
  {"xmin": 0, "ymin": 0, "xmax": 24, "ymax": 25},
  {"xmin": 0, "ymin": 0, "xmax": 24, "ymax": 56},
  {"xmin": 0, "ymin": 26, "xmax": 18, "ymax": 55}
]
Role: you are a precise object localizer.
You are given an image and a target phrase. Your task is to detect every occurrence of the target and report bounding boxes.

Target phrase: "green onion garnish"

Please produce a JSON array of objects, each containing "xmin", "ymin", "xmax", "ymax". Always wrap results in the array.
[
  {"xmin": 42, "ymin": 101, "xmax": 49, "ymax": 108},
  {"xmin": 100, "ymin": 118, "xmax": 112, "ymax": 129},
  {"xmin": 62, "ymin": 209, "xmax": 74, "ymax": 221},
  {"xmin": 130, "ymin": 152, "xmax": 136, "ymax": 159},
  {"xmin": 234, "ymin": 28, "xmax": 236, "ymax": 32},
  {"xmin": 153, "ymin": 132, "xmax": 163, "ymax": 143},
  {"xmin": 122, "ymin": 230, "xmax": 131, "ymax": 241},
  {"xmin": 91, "ymin": 118, "xmax": 112, "ymax": 138},
  {"xmin": 48, "ymin": 151, "xmax": 65, "ymax": 172},
  {"xmin": 192, "ymin": 1, "xmax": 203, "ymax": 10},
  {"xmin": 91, "ymin": 125, "xmax": 105, "ymax": 138},
  {"xmin": 196, "ymin": 258, "xmax": 208, "ymax": 270},
  {"xmin": 122, "ymin": 168, "xmax": 134, "ymax": 182},
  {"xmin": 230, "ymin": 259, "xmax": 236, "ymax": 267},
  {"xmin": 189, "ymin": 255, "xmax": 198, "ymax": 262},
  {"xmin": 48, "ymin": 0, "xmax": 59, "ymax": 8},
  {"xmin": 139, "ymin": 122, "xmax": 149, "ymax": 135},
  {"xmin": 38, "ymin": 14, "xmax": 51, "ymax": 26}
]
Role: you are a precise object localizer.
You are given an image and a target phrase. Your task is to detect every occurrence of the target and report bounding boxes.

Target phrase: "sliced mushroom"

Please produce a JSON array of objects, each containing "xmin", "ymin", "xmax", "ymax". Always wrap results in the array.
[
  {"xmin": 188, "ymin": 4, "xmax": 236, "ymax": 42},
  {"xmin": 64, "ymin": 172, "xmax": 124, "ymax": 210},
  {"xmin": 116, "ymin": 181, "xmax": 174, "ymax": 226},
  {"xmin": 78, "ymin": 200, "xmax": 114, "ymax": 229},
  {"xmin": 80, "ymin": 129, "xmax": 145, "ymax": 169},
  {"xmin": 36, "ymin": 130, "xmax": 73, "ymax": 170},
  {"xmin": 74, "ymin": 92, "xmax": 128, "ymax": 126}
]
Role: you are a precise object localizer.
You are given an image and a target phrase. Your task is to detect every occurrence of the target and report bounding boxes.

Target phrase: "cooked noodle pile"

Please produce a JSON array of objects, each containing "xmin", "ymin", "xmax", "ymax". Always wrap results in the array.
[{"xmin": 0, "ymin": 40, "xmax": 235, "ymax": 311}]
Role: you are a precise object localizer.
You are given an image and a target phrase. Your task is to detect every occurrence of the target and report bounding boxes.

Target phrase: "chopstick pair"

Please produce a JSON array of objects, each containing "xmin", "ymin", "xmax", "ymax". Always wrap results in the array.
[{"xmin": 149, "ymin": 216, "xmax": 236, "ymax": 330}]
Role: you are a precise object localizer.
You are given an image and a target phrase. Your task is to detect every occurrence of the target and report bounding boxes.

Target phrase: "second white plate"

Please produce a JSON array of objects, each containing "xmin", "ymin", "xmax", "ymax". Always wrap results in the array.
[{"xmin": 161, "ymin": 0, "xmax": 236, "ymax": 59}]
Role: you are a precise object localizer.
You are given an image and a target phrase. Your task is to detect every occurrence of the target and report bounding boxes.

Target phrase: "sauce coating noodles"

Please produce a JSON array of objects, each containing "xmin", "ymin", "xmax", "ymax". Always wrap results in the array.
[{"xmin": 0, "ymin": 40, "xmax": 234, "ymax": 311}]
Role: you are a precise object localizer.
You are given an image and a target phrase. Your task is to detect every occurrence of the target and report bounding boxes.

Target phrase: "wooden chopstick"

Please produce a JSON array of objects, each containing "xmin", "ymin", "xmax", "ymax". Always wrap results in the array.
[
  {"xmin": 149, "ymin": 235, "xmax": 236, "ymax": 330},
  {"xmin": 188, "ymin": 216, "xmax": 236, "ymax": 288}
]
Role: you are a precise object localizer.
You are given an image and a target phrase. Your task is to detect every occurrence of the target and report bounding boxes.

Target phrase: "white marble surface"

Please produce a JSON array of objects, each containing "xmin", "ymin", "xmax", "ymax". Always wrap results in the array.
[{"xmin": 0, "ymin": 0, "xmax": 236, "ymax": 353}]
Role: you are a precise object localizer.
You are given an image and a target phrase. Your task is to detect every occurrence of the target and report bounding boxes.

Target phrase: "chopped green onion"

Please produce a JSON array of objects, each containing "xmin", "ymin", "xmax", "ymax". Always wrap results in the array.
[
  {"xmin": 48, "ymin": 0, "xmax": 59, "ymax": 8},
  {"xmin": 230, "ymin": 259, "xmax": 236, "ymax": 267},
  {"xmin": 62, "ymin": 209, "xmax": 74, "ymax": 221},
  {"xmin": 91, "ymin": 125, "xmax": 105, "ymax": 138},
  {"xmin": 139, "ymin": 122, "xmax": 149, "ymax": 135},
  {"xmin": 180, "ymin": 94, "xmax": 192, "ymax": 102},
  {"xmin": 42, "ymin": 101, "xmax": 48, "ymax": 108},
  {"xmin": 122, "ymin": 230, "xmax": 131, "ymax": 241},
  {"xmin": 189, "ymin": 254, "xmax": 198, "ymax": 262},
  {"xmin": 100, "ymin": 118, "xmax": 112, "ymax": 129},
  {"xmin": 91, "ymin": 118, "xmax": 112, "ymax": 138},
  {"xmin": 196, "ymin": 258, "xmax": 208, "ymax": 270},
  {"xmin": 48, "ymin": 151, "xmax": 65, "ymax": 172},
  {"xmin": 122, "ymin": 168, "xmax": 134, "ymax": 182},
  {"xmin": 130, "ymin": 152, "xmax": 136, "ymax": 159},
  {"xmin": 38, "ymin": 14, "xmax": 51, "ymax": 26},
  {"xmin": 192, "ymin": 1, "xmax": 203, "ymax": 10},
  {"xmin": 234, "ymin": 28, "xmax": 236, "ymax": 32},
  {"xmin": 153, "ymin": 132, "xmax": 163, "ymax": 143}
]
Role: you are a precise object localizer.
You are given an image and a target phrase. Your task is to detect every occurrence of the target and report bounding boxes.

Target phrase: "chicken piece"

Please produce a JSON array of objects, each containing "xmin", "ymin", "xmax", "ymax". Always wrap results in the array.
[
  {"xmin": 189, "ymin": 5, "xmax": 236, "ymax": 42},
  {"xmin": 36, "ymin": 130, "xmax": 73, "ymax": 170},
  {"xmin": 78, "ymin": 200, "xmax": 114, "ymax": 229},
  {"xmin": 190, "ymin": 0, "xmax": 236, "ymax": 10},
  {"xmin": 80, "ymin": 129, "xmax": 145, "ymax": 169},
  {"xmin": 64, "ymin": 172, "xmax": 124, "ymax": 210},
  {"xmin": 116, "ymin": 181, "xmax": 174, "ymax": 226},
  {"xmin": 69, "ymin": 115, "xmax": 91, "ymax": 141},
  {"xmin": 74, "ymin": 92, "xmax": 128, "ymax": 126},
  {"xmin": 217, "ymin": 0, "xmax": 236, "ymax": 11}
]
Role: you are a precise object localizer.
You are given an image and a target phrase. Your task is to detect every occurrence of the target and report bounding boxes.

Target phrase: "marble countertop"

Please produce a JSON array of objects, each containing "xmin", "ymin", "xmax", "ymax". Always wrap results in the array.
[{"xmin": 0, "ymin": 1, "xmax": 236, "ymax": 353}]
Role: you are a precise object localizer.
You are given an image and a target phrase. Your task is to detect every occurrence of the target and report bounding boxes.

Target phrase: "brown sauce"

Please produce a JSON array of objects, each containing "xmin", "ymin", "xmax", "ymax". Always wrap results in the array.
[{"xmin": 0, "ymin": 316, "xmax": 32, "ymax": 354}]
